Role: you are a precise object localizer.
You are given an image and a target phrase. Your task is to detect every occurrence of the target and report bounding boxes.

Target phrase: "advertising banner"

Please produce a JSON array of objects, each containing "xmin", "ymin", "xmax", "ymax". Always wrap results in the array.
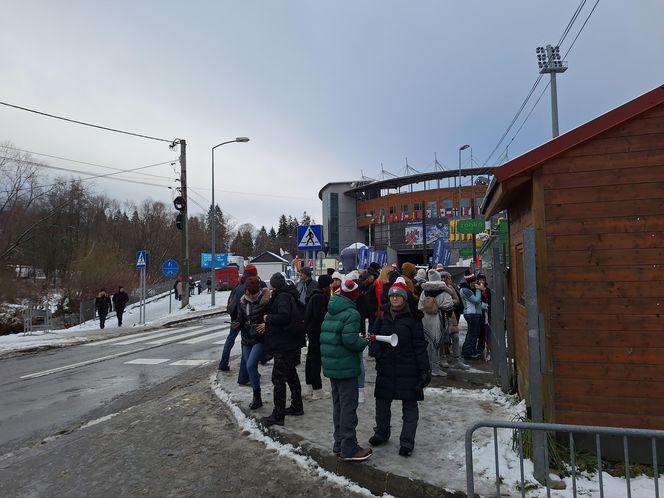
[
  {"xmin": 201, "ymin": 252, "xmax": 229, "ymax": 269},
  {"xmin": 431, "ymin": 238, "xmax": 452, "ymax": 267},
  {"xmin": 404, "ymin": 219, "xmax": 450, "ymax": 246}
]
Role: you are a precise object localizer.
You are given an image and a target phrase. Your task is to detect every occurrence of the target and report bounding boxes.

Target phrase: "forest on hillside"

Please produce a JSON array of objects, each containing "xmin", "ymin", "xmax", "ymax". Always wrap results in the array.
[{"xmin": 0, "ymin": 143, "xmax": 313, "ymax": 311}]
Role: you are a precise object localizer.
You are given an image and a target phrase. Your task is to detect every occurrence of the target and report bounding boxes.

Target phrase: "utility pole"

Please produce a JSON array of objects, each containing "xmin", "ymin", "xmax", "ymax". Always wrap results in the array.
[
  {"xmin": 179, "ymin": 139, "xmax": 189, "ymax": 308},
  {"xmin": 537, "ymin": 45, "xmax": 568, "ymax": 138}
]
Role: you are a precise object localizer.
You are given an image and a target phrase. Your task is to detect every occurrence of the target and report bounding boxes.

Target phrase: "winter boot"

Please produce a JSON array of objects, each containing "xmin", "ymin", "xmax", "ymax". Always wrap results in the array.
[
  {"xmin": 249, "ymin": 389, "xmax": 263, "ymax": 410},
  {"xmin": 358, "ymin": 387, "xmax": 365, "ymax": 403},
  {"xmin": 302, "ymin": 384, "xmax": 313, "ymax": 400},
  {"xmin": 284, "ymin": 404, "xmax": 304, "ymax": 416}
]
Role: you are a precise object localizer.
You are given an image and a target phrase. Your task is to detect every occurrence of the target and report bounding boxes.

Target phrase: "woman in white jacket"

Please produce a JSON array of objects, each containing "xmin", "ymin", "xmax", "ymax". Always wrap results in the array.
[{"xmin": 418, "ymin": 270, "xmax": 455, "ymax": 376}]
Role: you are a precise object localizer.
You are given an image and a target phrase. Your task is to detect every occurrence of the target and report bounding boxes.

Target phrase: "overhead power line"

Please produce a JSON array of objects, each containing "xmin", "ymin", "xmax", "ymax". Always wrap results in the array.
[
  {"xmin": 0, "ymin": 101, "xmax": 172, "ymax": 143},
  {"xmin": 483, "ymin": 0, "xmax": 599, "ymax": 166}
]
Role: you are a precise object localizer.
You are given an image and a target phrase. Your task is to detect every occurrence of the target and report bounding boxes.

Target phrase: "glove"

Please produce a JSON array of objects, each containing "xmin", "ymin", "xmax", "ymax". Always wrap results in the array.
[{"xmin": 417, "ymin": 370, "xmax": 432, "ymax": 389}]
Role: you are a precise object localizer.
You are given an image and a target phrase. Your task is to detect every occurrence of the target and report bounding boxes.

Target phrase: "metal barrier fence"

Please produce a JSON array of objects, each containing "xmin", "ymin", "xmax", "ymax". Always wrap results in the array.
[
  {"xmin": 78, "ymin": 272, "xmax": 209, "ymax": 324},
  {"xmin": 466, "ymin": 420, "xmax": 664, "ymax": 498},
  {"xmin": 22, "ymin": 302, "xmax": 53, "ymax": 335}
]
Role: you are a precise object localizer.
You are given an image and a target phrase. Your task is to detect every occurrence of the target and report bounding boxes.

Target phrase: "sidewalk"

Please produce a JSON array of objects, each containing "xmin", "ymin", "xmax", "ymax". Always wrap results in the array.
[{"xmin": 214, "ymin": 348, "xmax": 518, "ymax": 497}]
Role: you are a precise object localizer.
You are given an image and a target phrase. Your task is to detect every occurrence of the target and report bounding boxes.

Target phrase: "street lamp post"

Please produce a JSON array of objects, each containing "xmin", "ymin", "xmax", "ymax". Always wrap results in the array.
[
  {"xmin": 211, "ymin": 137, "xmax": 250, "ymax": 306},
  {"xmin": 458, "ymin": 144, "xmax": 470, "ymax": 215}
]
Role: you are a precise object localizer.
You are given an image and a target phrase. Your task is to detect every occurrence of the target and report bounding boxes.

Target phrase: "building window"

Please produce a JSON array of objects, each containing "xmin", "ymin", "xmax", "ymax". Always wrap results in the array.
[
  {"xmin": 413, "ymin": 201, "xmax": 422, "ymax": 212},
  {"xmin": 328, "ymin": 193, "xmax": 339, "ymax": 255},
  {"xmin": 460, "ymin": 198, "xmax": 470, "ymax": 208},
  {"xmin": 401, "ymin": 204, "xmax": 409, "ymax": 213},
  {"xmin": 427, "ymin": 200, "xmax": 437, "ymax": 218},
  {"xmin": 443, "ymin": 199, "xmax": 453, "ymax": 209},
  {"xmin": 389, "ymin": 206, "xmax": 396, "ymax": 214}
]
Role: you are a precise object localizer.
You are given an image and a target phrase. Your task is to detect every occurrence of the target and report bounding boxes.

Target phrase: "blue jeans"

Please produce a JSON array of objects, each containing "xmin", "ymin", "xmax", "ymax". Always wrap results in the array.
[
  {"xmin": 219, "ymin": 326, "xmax": 249, "ymax": 384},
  {"xmin": 461, "ymin": 314, "xmax": 483, "ymax": 358},
  {"xmin": 242, "ymin": 343, "xmax": 265, "ymax": 390}
]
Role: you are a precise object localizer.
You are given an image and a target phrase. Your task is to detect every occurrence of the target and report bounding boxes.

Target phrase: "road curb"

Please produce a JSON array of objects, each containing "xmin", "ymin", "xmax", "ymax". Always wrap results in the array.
[{"xmin": 216, "ymin": 382, "xmax": 466, "ymax": 498}]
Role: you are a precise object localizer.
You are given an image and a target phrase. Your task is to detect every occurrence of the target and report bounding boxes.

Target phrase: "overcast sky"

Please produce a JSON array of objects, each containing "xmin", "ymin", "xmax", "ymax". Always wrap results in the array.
[{"xmin": 1, "ymin": 1, "xmax": 663, "ymax": 231}]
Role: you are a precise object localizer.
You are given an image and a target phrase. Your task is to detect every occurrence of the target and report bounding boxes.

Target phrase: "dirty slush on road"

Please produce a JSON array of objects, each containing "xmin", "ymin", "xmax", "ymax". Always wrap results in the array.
[{"xmin": 0, "ymin": 365, "xmax": 365, "ymax": 498}]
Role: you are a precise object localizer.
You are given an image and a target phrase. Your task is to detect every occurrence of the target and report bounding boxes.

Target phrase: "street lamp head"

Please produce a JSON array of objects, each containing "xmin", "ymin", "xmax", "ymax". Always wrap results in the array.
[
  {"xmin": 459, "ymin": 144, "xmax": 470, "ymax": 151},
  {"xmin": 235, "ymin": 137, "xmax": 250, "ymax": 143}
]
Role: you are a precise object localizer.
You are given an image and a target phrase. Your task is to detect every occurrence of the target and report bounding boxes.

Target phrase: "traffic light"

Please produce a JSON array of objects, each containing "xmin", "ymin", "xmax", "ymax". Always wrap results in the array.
[
  {"xmin": 175, "ymin": 213, "xmax": 183, "ymax": 230},
  {"xmin": 173, "ymin": 196, "xmax": 185, "ymax": 212}
]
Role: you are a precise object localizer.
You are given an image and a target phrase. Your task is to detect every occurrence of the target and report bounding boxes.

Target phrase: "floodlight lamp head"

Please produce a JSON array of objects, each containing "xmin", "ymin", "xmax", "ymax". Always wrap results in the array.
[
  {"xmin": 459, "ymin": 144, "xmax": 470, "ymax": 151},
  {"xmin": 235, "ymin": 137, "xmax": 250, "ymax": 143}
]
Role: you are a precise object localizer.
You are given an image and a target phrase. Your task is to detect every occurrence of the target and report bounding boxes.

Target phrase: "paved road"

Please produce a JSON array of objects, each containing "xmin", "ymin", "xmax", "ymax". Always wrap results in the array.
[
  {"xmin": 0, "ymin": 363, "xmax": 362, "ymax": 497},
  {"xmin": 0, "ymin": 317, "xmax": 234, "ymax": 450}
]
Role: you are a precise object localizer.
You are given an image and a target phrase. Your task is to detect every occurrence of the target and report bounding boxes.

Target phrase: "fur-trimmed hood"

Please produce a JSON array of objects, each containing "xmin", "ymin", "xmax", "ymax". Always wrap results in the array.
[
  {"xmin": 241, "ymin": 287, "xmax": 271, "ymax": 306},
  {"xmin": 421, "ymin": 280, "xmax": 448, "ymax": 292}
]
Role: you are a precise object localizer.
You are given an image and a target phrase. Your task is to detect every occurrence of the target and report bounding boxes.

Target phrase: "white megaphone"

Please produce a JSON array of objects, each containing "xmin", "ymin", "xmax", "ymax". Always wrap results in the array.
[{"xmin": 368, "ymin": 334, "xmax": 398, "ymax": 347}]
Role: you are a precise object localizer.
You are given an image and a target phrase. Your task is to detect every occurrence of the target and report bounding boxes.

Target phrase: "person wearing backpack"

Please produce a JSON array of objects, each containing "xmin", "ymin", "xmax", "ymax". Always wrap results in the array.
[
  {"xmin": 418, "ymin": 270, "xmax": 454, "ymax": 377},
  {"xmin": 259, "ymin": 272, "xmax": 305, "ymax": 427}
]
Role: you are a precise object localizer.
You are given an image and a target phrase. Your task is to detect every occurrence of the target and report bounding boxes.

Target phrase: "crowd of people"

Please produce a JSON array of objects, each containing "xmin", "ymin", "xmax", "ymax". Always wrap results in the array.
[
  {"xmin": 220, "ymin": 261, "xmax": 492, "ymax": 462},
  {"xmin": 94, "ymin": 286, "xmax": 129, "ymax": 329}
]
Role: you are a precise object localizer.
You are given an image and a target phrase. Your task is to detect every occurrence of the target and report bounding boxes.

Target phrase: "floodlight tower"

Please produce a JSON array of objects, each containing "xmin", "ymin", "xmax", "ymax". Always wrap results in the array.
[{"xmin": 536, "ymin": 45, "xmax": 568, "ymax": 138}]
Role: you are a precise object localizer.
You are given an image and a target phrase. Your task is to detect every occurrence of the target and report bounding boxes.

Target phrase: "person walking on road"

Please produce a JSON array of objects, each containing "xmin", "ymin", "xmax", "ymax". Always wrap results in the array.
[
  {"xmin": 303, "ymin": 275, "xmax": 332, "ymax": 400},
  {"xmin": 320, "ymin": 279, "xmax": 372, "ymax": 462},
  {"xmin": 112, "ymin": 286, "xmax": 129, "ymax": 327},
  {"xmin": 237, "ymin": 276, "xmax": 271, "ymax": 410},
  {"xmin": 260, "ymin": 273, "xmax": 305, "ymax": 427},
  {"xmin": 95, "ymin": 290, "xmax": 112, "ymax": 330},
  {"xmin": 369, "ymin": 278, "xmax": 431, "ymax": 457}
]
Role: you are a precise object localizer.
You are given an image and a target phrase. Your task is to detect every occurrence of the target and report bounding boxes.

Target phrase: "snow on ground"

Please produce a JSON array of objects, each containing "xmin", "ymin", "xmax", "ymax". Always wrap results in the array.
[{"xmin": 0, "ymin": 290, "xmax": 230, "ymax": 355}]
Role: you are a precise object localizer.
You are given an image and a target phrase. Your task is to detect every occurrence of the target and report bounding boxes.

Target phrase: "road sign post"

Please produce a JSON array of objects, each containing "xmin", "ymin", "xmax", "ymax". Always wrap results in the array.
[
  {"xmin": 136, "ymin": 251, "xmax": 148, "ymax": 325},
  {"xmin": 297, "ymin": 225, "xmax": 324, "ymax": 252}
]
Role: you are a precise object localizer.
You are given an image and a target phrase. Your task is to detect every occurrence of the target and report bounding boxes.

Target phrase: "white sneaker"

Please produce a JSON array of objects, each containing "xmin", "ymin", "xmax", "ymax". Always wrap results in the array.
[
  {"xmin": 302, "ymin": 384, "xmax": 313, "ymax": 400},
  {"xmin": 311, "ymin": 389, "xmax": 330, "ymax": 400},
  {"xmin": 431, "ymin": 368, "xmax": 448, "ymax": 377},
  {"xmin": 450, "ymin": 358, "xmax": 471, "ymax": 370},
  {"xmin": 440, "ymin": 356, "xmax": 450, "ymax": 369},
  {"xmin": 358, "ymin": 388, "xmax": 365, "ymax": 403}
]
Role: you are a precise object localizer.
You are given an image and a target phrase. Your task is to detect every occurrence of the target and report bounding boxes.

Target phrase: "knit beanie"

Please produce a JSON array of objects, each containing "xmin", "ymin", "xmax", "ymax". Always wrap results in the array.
[
  {"xmin": 415, "ymin": 268, "xmax": 427, "ymax": 282},
  {"xmin": 367, "ymin": 265, "xmax": 380, "ymax": 279},
  {"xmin": 387, "ymin": 270, "xmax": 400, "ymax": 284},
  {"xmin": 244, "ymin": 264, "xmax": 258, "ymax": 277},
  {"xmin": 270, "ymin": 272, "xmax": 286, "ymax": 289},
  {"xmin": 317, "ymin": 275, "xmax": 333, "ymax": 289},
  {"xmin": 427, "ymin": 269, "xmax": 441, "ymax": 282},
  {"xmin": 464, "ymin": 274, "xmax": 477, "ymax": 284},
  {"xmin": 339, "ymin": 279, "xmax": 359, "ymax": 299},
  {"xmin": 388, "ymin": 277, "xmax": 409, "ymax": 300},
  {"xmin": 299, "ymin": 267, "xmax": 312, "ymax": 278}
]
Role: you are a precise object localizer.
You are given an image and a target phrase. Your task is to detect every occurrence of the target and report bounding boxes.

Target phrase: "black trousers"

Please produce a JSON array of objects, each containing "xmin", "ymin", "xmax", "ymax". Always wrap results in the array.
[
  {"xmin": 305, "ymin": 335, "xmax": 322, "ymax": 390},
  {"xmin": 374, "ymin": 397, "xmax": 419, "ymax": 451},
  {"xmin": 99, "ymin": 312, "xmax": 107, "ymax": 329},
  {"xmin": 116, "ymin": 307, "xmax": 125, "ymax": 326},
  {"xmin": 271, "ymin": 350, "xmax": 302, "ymax": 419}
]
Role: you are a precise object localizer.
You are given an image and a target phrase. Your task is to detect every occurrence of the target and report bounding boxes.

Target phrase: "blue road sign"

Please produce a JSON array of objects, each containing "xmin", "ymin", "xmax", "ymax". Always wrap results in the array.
[
  {"xmin": 201, "ymin": 252, "xmax": 229, "ymax": 269},
  {"xmin": 297, "ymin": 225, "xmax": 323, "ymax": 251},
  {"xmin": 162, "ymin": 259, "xmax": 179, "ymax": 277},
  {"xmin": 136, "ymin": 250, "xmax": 148, "ymax": 268}
]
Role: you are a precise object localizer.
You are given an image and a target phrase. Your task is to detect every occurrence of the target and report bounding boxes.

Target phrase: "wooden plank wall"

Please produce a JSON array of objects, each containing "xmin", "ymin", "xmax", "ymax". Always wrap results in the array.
[
  {"xmin": 506, "ymin": 188, "xmax": 533, "ymax": 403},
  {"xmin": 543, "ymin": 104, "xmax": 664, "ymax": 429}
]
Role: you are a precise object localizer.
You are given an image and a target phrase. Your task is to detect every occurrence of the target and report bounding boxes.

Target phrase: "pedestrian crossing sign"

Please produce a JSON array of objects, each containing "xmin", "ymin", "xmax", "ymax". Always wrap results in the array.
[
  {"xmin": 297, "ymin": 225, "xmax": 323, "ymax": 251},
  {"xmin": 136, "ymin": 250, "xmax": 148, "ymax": 268}
]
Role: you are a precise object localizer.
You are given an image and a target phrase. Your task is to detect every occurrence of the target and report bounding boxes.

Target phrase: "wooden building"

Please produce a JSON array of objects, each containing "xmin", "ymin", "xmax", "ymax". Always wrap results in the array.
[{"xmin": 482, "ymin": 85, "xmax": 664, "ymax": 432}]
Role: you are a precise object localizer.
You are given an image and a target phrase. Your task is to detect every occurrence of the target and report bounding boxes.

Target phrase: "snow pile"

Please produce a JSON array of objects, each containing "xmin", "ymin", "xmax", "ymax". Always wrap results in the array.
[{"xmin": 211, "ymin": 375, "xmax": 392, "ymax": 498}]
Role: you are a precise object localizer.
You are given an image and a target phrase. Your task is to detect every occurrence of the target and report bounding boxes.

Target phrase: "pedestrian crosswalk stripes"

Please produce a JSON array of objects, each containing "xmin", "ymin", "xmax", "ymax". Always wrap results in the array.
[
  {"xmin": 177, "ymin": 330, "xmax": 227, "ymax": 344},
  {"xmin": 86, "ymin": 325, "xmax": 203, "ymax": 346},
  {"xmin": 144, "ymin": 325, "xmax": 229, "ymax": 345},
  {"xmin": 113, "ymin": 325, "xmax": 209, "ymax": 345},
  {"xmin": 123, "ymin": 358, "xmax": 211, "ymax": 366}
]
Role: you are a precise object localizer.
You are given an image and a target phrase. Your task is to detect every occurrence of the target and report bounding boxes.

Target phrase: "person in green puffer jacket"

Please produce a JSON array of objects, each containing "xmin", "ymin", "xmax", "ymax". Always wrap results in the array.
[{"xmin": 320, "ymin": 279, "xmax": 372, "ymax": 462}]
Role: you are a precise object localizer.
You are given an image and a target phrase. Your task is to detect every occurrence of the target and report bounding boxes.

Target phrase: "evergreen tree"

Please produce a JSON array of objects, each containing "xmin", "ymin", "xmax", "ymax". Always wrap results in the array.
[
  {"xmin": 300, "ymin": 211, "xmax": 312, "ymax": 226},
  {"xmin": 241, "ymin": 230, "xmax": 254, "ymax": 257},
  {"xmin": 254, "ymin": 226, "xmax": 270, "ymax": 255},
  {"xmin": 229, "ymin": 231, "xmax": 243, "ymax": 256}
]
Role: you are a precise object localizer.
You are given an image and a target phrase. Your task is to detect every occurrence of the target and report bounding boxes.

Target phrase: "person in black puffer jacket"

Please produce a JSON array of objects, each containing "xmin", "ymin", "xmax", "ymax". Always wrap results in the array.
[
  {"xmin": 304, "ymin": 275, "xmax": 332, "ymax": 399},
  {"xmin": 237, "ymin": 277, "xmax": 271, "ymax": 410},
  {"xmin": 259, "ymin": 273, "xmax": 304, "ymax": 427},
  {"xmin": 369, "ymin": 278, "xmax": 430, "ymax": 457}
]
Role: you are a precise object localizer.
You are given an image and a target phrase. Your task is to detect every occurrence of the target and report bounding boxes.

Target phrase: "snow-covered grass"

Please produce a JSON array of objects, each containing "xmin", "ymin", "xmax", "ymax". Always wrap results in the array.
[{"xmin": 0, "ymin": 290, "xmax": 230, "ymax": 355}]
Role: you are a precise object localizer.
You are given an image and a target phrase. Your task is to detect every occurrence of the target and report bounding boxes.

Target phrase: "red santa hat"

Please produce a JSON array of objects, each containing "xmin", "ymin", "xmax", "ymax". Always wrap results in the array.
[
  {"xmin": 339, "ymin": 279, "xmax": 359, "ymax": 299},
  {"xmin": 388, "ymin": 277, "xmax": 409, "ymax": 300}
]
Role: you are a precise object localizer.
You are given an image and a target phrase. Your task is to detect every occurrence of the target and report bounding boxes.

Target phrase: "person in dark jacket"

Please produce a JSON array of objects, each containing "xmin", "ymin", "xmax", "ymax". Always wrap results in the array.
[
  {"xmin": 320, "ymin": 279, "xmax": 372, "ymax": 462},
  {"xmin": 112, "ymin": 286, "xmax": 129, "ymax": 327},
  {"xmin": 238, "ymin": 277, "xmax": 271, "ymax": 410},
  {"xmin": 259, "ymin": 272, "xmax": 304, "ymax": 427},
  {"xmin": 304, "ymin": 275, "xmax": 332, "ymax": 400},
  {"xmin": 219, "ymin": 265, "xmax": 262, "ymax": 388},
  {"xmin": 296, "ymin": 267, "xmax": 316, "ymax": 304},
  {"xmin": 380, "ymin": 270, "xmax": 401, "ymax": 305},
  {"xmin": 95, "ymin": 290, "xmax": 112, "ymax": 329},
  {"xmin": 369, "ymin": 277, "xmax": 431, "ymax": 457}
]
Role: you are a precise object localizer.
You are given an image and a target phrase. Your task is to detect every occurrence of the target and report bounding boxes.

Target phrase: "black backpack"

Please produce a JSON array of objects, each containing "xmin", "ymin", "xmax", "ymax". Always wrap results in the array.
[{"xmin": 289, "ymin": 295, "xmax": 306, "ymax": 347}]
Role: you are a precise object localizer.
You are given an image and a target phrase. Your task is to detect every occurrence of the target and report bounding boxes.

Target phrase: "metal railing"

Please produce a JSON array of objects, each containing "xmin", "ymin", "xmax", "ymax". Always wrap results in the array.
[
  {"xmin": 22, "ymin": 302, "xmax": 53, "ymax": 335},
  {"xmin": 466, "ymin": 420, "xmax": 664, "ymax": 498}
]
